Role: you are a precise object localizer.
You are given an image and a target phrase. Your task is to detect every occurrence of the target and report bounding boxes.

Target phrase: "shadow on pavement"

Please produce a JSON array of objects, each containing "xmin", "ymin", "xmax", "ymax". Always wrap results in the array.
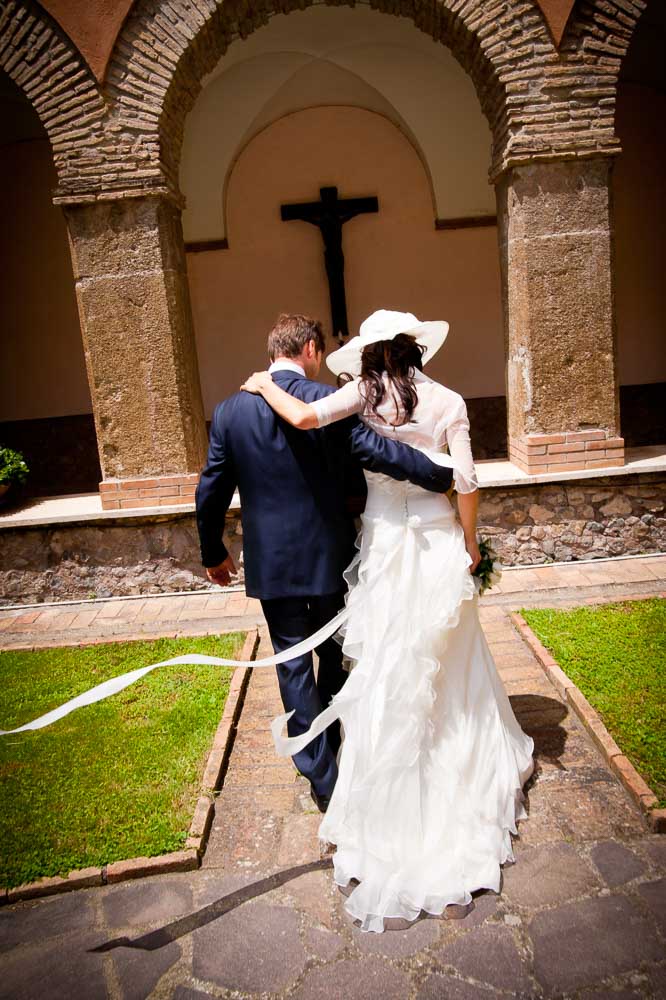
[
  {"xmin": 92, "ymin": 696, "xmax": 569, "ymax": 956},
  {"xmin": 90, "ymin": 858, "xmax": 333, "ymax": 954},
  {"xmin": 509, "ymin": 694, "xmax": 569, "ymax": 775}
]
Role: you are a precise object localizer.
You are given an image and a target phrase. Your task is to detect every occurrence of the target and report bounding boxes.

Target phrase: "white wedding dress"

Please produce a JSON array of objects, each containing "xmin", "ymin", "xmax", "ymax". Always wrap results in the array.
[{"xmin": 291, "ymin": 370, "xmax": 535, "ymax": 933}]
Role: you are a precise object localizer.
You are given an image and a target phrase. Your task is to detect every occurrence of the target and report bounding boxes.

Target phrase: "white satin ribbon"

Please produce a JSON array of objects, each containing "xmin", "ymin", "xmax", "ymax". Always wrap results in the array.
[
  {"xmin": 1, "ymin": 491, "xmax": 459, "ymax": 751},
  {"xmin": 0, "ymin": 603, "xmax": 351, "ymax": 736}
]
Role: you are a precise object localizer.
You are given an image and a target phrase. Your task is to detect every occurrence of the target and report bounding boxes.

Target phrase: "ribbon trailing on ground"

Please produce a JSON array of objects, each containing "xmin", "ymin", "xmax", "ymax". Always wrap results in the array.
[{"xmin": 0, "ymin": 603, "xmax": 351, "ymax": 737}]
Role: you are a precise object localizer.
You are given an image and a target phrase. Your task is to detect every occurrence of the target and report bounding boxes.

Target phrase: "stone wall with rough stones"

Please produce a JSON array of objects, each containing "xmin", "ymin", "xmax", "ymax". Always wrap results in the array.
[
  {"xmin": 0, "ymin": 510, "xmax": 243, "ymax": 605},
  {"xmin": 476, "ymin": 472, "xmax": 666, "ymax": 566},
  {"xmin": 1, "ymin": 475, "xmax": 664, "ymax": 604}
]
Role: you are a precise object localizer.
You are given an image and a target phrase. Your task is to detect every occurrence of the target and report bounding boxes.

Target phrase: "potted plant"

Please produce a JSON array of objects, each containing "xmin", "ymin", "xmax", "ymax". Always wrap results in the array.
[{"xmin": 0, "ymin": 446, "xmax": 29, "ymax": 505}]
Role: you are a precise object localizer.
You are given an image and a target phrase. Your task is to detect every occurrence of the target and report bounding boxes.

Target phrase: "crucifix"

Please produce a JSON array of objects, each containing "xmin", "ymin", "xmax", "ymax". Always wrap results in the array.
[{"xmin": 281, "ymin": 186, "xmax": 379, "ymax": 342}]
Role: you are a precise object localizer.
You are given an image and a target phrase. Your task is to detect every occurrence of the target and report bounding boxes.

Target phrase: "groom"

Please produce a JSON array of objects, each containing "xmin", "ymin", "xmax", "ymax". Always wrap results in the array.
[{"xmin": 195, "ymin": 314, "xmax": 453, "ymax": 811}]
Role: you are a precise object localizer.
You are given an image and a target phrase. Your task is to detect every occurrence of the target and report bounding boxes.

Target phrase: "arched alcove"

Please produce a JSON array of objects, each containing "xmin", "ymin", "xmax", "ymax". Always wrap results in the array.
[
  {"xmin": 187, "ymin": 105, "xmax": 505, "ymax": 432},
  {"xmin": 0, "ymin": 69, "xmax": 100, "ymax": 496},
  {"xmin": 613, "ymin": 0, "xmax": 666, "ymax": 448},
  {"xmin": 179, "ymin": 5, "xmax": 495, "ymax": 243}
]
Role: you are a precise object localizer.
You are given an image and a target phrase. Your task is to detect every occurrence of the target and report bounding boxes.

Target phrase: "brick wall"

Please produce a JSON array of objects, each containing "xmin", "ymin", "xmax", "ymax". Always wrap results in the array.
[
  {"xmin": 101, "ymin": 0, "xmax": 646, "ymax": 202},
  {"xmin": 510, "ymin": 431, "xmax": 625, "ymax": 475},
  {"xmin": 99, "ymin": 473, "xmax": 199, "ymax": 510},
  {"xmin": 1, "ymin": 0, "xmax": 648, "ymax": 205},
  {"xmin": 0, "ymin": 0, "xmax": 105, "ymax": 196}
]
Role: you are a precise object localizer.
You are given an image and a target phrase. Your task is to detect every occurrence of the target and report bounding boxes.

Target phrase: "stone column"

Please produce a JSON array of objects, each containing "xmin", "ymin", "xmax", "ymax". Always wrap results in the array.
[
  {"xmin": 64, "ymin": 195, "xmax": 208, "ymax": 509},
  {"xmin": 496, "ymin": 158, "xmax": 624, "ymax": 475}
]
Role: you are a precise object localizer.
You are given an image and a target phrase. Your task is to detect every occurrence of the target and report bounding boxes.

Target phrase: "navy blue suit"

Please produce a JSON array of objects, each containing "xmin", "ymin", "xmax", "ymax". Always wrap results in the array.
[{"xmin": 195, "ymin": 370, "xmax": 453, "ymax": 797}]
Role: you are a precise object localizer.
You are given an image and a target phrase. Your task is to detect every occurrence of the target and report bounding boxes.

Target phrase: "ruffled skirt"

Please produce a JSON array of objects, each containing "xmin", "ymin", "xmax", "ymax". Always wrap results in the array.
[{"xmin": 318, "ymin": 485, "xmax": 535, "ymax": 933}]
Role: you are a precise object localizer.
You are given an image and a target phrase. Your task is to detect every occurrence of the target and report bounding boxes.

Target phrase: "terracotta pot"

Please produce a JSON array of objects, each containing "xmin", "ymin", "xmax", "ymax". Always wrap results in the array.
[{"xmin": 0, "ymin": 483, "xmax": 10, "ymax": 505}]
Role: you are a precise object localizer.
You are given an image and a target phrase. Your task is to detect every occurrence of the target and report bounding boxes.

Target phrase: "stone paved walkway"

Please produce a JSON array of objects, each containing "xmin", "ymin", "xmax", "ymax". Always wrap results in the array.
[{"xmin": 1, "ymin": 556, "xmax": 665, "ymax": 999}]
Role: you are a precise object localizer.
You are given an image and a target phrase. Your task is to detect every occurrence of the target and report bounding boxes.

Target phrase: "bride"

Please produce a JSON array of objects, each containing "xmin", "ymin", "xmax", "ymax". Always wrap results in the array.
[{"xmin": 242, "ymin": 309, "xmax": 535, "ymax": 934}]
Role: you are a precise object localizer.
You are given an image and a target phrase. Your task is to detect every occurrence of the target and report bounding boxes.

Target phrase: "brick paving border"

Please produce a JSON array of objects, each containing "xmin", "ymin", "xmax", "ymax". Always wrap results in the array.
[
  {"xmin": 1, "ymin": 628, "xmax": 259, "ymax": 904},
  {"xmin": 511, "ymin": 609, "xmax": 666, "ymax": 834}
]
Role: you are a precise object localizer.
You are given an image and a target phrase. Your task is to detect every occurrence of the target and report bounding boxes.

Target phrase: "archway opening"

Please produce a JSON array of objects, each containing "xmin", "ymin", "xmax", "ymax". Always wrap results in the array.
[
  {"xmin": 613, "ymin": 0, "xmax": 666, "ymax": 450},
  {"xmin": 0, "ymin": 69, "xmax": 100, "ymax": 499},
  {"xmin": 181, "ymin": 5, "xmax": 507, "ymax": 458}
]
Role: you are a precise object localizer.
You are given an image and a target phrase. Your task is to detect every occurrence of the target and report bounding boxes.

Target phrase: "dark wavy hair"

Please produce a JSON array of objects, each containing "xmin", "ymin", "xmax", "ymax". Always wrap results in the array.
[{"xmin": 352, "ymin": 333, "xmax": 425, "ymax": 425}]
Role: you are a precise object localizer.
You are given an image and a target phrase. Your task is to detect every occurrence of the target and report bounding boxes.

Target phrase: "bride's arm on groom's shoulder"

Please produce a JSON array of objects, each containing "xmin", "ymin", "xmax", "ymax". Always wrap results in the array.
[
  {"xmin": 241, "ymin": 373, "xmax": 364, "ymax": 429},
  {"xmin": 241, "ymin": 371, "xmax": 319, "ymax": 428}
]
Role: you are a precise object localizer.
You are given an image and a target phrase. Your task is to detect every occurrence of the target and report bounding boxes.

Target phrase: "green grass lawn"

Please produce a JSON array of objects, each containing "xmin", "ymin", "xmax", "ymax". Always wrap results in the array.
[
  {"xmin": 0, "ymin": 633, "xmax": 245, "ymax": 888},
  {"xmin": 522, "ymin": 599, "xmax": 665, "ymax": 807}
]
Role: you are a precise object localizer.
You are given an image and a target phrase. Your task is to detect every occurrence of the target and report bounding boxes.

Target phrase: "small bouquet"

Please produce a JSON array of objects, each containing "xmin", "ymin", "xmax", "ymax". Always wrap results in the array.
[{"xmin": 472, "ymin": 537, "xmax": 503, "ymax": 595}]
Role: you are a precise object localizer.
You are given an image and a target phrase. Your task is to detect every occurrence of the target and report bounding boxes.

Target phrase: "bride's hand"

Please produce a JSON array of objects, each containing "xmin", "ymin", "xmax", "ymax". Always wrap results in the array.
[
  {"xmin": 465, "ymin": 537, "xmax": 481, "ymax": 573},
  {"xmin": 241, "ymin": 371, "xmax": 273, "ymax": 395}
]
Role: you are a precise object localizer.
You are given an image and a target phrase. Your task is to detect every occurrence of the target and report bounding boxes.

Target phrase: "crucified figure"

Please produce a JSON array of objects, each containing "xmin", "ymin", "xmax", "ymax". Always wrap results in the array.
[{"xmin": 281, "ymin": 186, "xmax": 379, "ymax": 342}]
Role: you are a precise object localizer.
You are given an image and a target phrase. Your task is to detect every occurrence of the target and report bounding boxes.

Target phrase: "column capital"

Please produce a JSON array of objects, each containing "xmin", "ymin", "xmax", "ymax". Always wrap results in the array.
[{"xmin": 53, "ymin": 187, "xmax": 186, "ymax": 211}]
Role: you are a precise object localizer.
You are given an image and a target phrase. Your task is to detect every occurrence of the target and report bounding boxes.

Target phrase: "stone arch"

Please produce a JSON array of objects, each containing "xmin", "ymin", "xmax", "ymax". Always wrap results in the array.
[
  {"xmin": 103, "ymin": 0, "xmax": 549, "ymax": 202},
  {"xmin": 0, "ymin": 0, "xmax": 105, "ymax": 198}
]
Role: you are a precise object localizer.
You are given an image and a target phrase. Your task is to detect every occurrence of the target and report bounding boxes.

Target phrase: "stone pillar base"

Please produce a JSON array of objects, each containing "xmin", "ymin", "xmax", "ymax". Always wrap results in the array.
[
  {"xmin": 100, "ymin": 474, "xmax": 199, "ymax": 510},
  {"xmin": 509, "ymin": 431, "xmax": 625, "ymax": 475}
]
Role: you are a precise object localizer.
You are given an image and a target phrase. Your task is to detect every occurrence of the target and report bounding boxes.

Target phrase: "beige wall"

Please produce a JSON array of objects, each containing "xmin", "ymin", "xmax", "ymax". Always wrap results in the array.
[
  {"xmin": 187, "ymin": 106, "xmax": 505, "ymax": 416},
  {"xmin": 613, "ymin": 82, "xmax": 666, "ymax": 387},
  {"xmin": 0, "ymin": 140, "xmax": 91, "ymax": 421}
]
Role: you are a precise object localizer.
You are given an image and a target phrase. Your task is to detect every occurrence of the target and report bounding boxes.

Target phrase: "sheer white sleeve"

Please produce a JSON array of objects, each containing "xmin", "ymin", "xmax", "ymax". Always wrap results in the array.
[
  {"xmin": 310, "ymin": 379, "xmax": 365, "ymax": 427},
  {"xmin": 444, "ymin": 396, "xmax": 478, "ymax": 494}
]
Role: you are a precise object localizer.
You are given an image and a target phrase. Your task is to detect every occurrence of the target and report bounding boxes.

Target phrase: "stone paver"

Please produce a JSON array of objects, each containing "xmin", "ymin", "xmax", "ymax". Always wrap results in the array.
[
  {"xmin": 502, "ymin": 841, "xmax": 602, "ymax": 908},
  {"xmin": 529, "ymin": 894, "xmax": 663, "ymax": 994},
  {"xmin": 416, "ymin": 972, "xmax": 497, "ymax": 999},
  {"xmin": 101, "ymin": 879, "xmax": 194, "ymax": 928},
  {"xmin": 591, "ymin": 840, "xmax": 648, "ymax": 887},
  {"xmin": 432, "ymin": 923, "xmax": 535, "ymax": 993},
  {"xmin": 1, "ymin": 556, "xmax": 664, "ymax": 998},
  {"xmin": 192, "ymin": 901, "xmax": 306, "ymax": 993},
  {"xmin": 292, "ymin": 956, "xmax": 412, "ymax": 1000},
  {"xmin": 111, "ymin": 940, "xmax": 182, "ymax": 1000},
  {"xmin": 0, "ymin": 930, "xmax": 110, "ymax": 1000}
]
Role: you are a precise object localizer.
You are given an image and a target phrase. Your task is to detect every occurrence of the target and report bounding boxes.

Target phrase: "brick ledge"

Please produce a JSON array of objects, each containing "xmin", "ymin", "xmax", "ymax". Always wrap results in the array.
[{"xmin": 100, "ymin": 473, "xmax": 200, "ymax": 510}]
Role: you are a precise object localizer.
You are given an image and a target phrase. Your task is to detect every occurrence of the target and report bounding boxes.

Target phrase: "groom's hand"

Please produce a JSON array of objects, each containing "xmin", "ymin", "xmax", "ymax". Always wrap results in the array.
[{"xmin": 206, "ymin": 554, "xmax": 237, "ymax": 586}]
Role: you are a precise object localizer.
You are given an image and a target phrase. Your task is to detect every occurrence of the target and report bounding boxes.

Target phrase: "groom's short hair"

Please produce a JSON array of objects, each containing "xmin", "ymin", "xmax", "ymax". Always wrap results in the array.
[{"xmin": 268, "ymin": 314, "xmax": 325, "ymax": 361}]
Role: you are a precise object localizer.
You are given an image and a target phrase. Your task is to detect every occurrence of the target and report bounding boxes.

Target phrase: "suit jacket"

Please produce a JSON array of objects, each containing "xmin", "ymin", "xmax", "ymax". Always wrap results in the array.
[{"xmin": 195, "ymin": 370, "xmax": 454, "ymax": 600}]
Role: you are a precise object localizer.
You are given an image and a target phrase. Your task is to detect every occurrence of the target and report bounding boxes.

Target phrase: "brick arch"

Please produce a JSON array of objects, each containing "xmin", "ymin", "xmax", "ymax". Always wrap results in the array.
[
  {"xmin": 0, "ymin": 0, "xmax": 105, "ymax": 198},
  {"xmin": 538, "ymin": 0, "xmax": 648, "ymax": 167},
  {"xmin": 104, "ymin": 0, "xmax": 551, "ymax": 203}
]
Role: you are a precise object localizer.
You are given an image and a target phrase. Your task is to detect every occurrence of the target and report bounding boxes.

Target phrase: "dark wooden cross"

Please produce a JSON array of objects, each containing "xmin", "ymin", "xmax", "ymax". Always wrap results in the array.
[{"xmin": 281, "ymin": 186, "xmax": 379, "ymax": 342}]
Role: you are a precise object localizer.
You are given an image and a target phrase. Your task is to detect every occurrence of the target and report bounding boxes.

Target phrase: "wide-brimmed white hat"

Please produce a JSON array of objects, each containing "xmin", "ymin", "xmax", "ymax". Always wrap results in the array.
[{"xmin": 326, "ymin": 309, "xmax": 448, "ymax": 377}]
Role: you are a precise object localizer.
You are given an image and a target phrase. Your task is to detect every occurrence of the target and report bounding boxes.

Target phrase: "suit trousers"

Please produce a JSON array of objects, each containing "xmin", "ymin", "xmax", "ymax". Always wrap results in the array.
[{"xmin": 260, "ymin": 591, "xmax": 347, "ymax": 799}]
